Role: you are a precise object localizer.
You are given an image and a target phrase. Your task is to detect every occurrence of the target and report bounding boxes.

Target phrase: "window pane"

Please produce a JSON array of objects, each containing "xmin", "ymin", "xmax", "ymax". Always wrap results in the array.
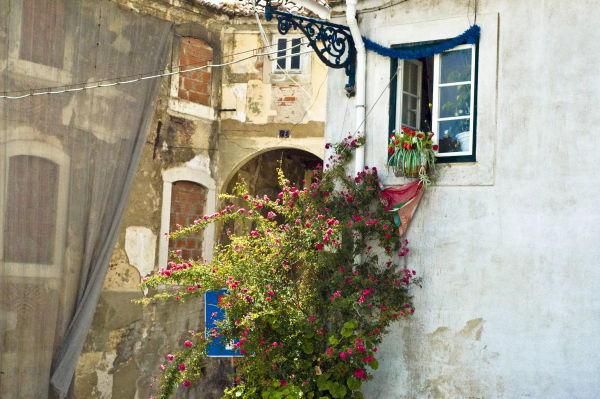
[
  {"xmin": 290, "ymin": 38, "xmax": 301, "ymax": 70},
  {"xmin": 439, "ymin": 84, "xmax": 471, "ymax": 118},
  {"xmin": 407, "ymin": 111, "xmax": 417, "ymax": 128},
  {"xmin": 440, "ymin": 48, "xmax": 472, "ymax": 83},
  {"xmin": 437, "ymin": 118, "xmax": 471, "ymax": 153},
  {"xmin": 403, "ymin": 62, "xmax": 419, "ymax": 95},
  {"xmin": 408, "ymin": 96, "xmax": 417, "ymax": 111},
  {"xmin": 4, "ymin": 155, "xmax": 58, "ymax": 264},
  {"xmin": 277, "ymin": 38, "xmax": 286, "ymax": 70}
]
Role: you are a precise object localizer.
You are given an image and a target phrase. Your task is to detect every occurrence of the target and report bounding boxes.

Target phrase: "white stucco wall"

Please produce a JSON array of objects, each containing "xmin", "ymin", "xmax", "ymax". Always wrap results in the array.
[{"xmin": 325, "ymin": 1, "xmax": 600, "ymax": 398}]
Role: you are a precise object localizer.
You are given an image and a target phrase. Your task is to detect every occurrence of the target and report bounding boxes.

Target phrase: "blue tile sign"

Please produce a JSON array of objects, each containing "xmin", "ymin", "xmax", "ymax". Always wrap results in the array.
[{"xmin": 205, "ymin": 290, "xmax": 242, "ymax": 357}]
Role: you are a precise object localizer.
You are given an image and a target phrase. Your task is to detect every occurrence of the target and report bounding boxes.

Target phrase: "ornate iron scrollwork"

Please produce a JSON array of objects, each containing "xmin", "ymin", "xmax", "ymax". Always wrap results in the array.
[{"xmin": 265, "ymin": 4, "xmax": 356, "ymax": 92}]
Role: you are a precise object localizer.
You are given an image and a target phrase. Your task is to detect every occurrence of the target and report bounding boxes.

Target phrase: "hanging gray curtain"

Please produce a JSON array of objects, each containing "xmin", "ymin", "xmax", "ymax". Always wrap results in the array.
[{"xmin": 0, "ymin": 0, "xmax": 172, "ymax": 397}]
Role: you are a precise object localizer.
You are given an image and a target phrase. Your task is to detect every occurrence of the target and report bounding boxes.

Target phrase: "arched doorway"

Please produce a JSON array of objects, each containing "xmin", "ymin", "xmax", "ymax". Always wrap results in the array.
[
  {"xmin": 220, "ymin": 148, "xmax": 322, "ymax": 241},
  {"xmin": 224, "ymin": 148, "xmax": 322, "ymax": 199}
]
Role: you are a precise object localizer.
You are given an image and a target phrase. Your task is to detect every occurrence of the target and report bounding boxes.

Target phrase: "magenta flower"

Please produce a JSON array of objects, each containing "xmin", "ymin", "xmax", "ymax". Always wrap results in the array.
[
  {"xmin": 184, "ymin": 340, "xmax": 192, "ymax": 348},
  {"xmin": 280, "ymin": 380, "xmax": 287, "ymax": 386},
  {"xmin": 166, "ymin": 354, "xmax": 174, "ymax": 361},
  {"xmin": 179, "ymin": 364, "xmax": 186, "ymax": 371},
  {"xmin": 326, "ymin": 348, "xmax": 333, "ymax": 355},
  {"xmin": 354, "ymin": 369, "xmax": 367, "ymax": 379},
  {"xmin": 340, "ymin": 352, "xmax": 347, "ymax": 359},
  {"xmin": 183, "ymin": 380, "xmax": 191, "ymax": 387}
]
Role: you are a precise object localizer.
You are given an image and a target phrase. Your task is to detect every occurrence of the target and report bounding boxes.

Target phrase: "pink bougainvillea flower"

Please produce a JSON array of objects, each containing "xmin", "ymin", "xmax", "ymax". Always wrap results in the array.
[
  {"xmin": 354, "ymin": 369, "xmax": 367, "ymax": 379},
  {"xmin": 179, "ymin": 364, "xmax": 186, "ymax": 371},
  {"xmin": 280, "ymin": 380, "xmax": 287, "ymax": 386},
  {"xmin": 184, "ymin": 340, "xmax": 192, "ymax": 348},
  {"xmin": 340, "ymin": 352, "xmax": 347, "ymax": 359},
  {"xmin": 166, "ymin": 354, "xmax": 174, "ymax": 361},
  {"xmin": 183, "ymin": 380, "xmax": 191, "ymax": 387},
  {"xmin": 309, "ymin": 316, "xmax": 315, "ymax": 322},
  {"xmin": 326, "ymin": 348, "xmax": 333, "ymax": 355}
]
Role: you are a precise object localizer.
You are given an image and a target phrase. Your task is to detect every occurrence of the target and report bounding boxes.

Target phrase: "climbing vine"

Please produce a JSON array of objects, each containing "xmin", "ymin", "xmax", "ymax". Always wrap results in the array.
[{"xmin": 141, "ymin": 137, "xmax": 420, "ymax": 398}]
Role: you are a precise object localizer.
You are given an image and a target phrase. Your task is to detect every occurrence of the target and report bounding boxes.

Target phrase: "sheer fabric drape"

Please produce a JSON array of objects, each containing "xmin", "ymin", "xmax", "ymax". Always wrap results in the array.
[{"xmin": 0, "ymin": 0, "xmax": 171, "ymax": 397}]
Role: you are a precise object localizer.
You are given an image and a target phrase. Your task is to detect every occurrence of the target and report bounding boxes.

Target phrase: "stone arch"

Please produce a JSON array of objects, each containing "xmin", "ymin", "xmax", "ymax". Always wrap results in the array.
[{"xmin": 221, "ymin": 145, "xmax": 323, "ymax": 196}]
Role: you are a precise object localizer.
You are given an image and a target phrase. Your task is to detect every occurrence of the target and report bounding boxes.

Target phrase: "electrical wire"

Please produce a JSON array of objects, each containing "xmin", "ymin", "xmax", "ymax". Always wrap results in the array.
[
  {"xmin": 350, "ymin": 68, "xmax": 398, "ymax": 137},
  {"xmin": 356, "ymin": 0, "xmax": 407, "ymax": 15},
  {"xmin": 0, "ymin": 40, "xmax": 313, "ymax": 100}
]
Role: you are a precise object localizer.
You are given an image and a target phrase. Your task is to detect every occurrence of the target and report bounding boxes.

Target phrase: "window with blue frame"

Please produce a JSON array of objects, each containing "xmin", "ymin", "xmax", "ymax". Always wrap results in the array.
[{"xmin": 389, "ymin": 43, "xmax": 478, "ymax": 163}]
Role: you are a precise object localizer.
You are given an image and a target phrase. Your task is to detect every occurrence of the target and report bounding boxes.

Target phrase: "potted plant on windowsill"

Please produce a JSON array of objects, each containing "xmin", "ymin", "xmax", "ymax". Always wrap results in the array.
[{"xmin": 387, "ymin": 127, "xmax": 437, "ymax": 184}]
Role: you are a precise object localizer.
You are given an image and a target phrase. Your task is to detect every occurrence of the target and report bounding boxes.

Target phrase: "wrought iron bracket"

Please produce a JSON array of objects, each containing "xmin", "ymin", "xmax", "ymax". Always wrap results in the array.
[{"xmin": 265, "ymin": 4, "xmax": 356, "ymax": 95}]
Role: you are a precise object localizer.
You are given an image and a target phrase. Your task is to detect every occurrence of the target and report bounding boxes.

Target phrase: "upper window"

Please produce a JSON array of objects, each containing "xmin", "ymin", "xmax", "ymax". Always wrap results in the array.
[
  {"xmin": 20, "ymin": 0, "xmax": 66, "ymax": 68},
  {"xmin": 390, "ymin": 43, "xmax": 477, "ymax": 162},
  {"xmin": 272, "ymin": 37, "xmax": 303, "ymax": 74}
]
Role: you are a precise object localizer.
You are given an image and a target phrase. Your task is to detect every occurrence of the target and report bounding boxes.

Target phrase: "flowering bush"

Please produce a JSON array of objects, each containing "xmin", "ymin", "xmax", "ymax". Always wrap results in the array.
[
  {"xmin": 141, "ymin": 136, "xmax": 421, "ymax": 399},
  {"xmin": 387, "ymin": 127, "xmax": 437, "ymax": 183}
]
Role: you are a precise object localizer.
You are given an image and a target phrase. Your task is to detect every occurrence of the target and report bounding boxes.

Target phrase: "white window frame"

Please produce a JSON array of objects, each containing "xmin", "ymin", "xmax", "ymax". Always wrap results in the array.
[
  {"xmin": 271, "ymin": 35, "xmax": 307, "ymax": 75},
  {"xmin": 432, "ymin": 43, "xmax": 476, "ymax": 158},
  {"xmin": 396, "ymin": 59, "xmax": 423, "ymax": 132},
  {"xmin": 0, "ymin": 140, "xmax": 70, "ymax": 279}
]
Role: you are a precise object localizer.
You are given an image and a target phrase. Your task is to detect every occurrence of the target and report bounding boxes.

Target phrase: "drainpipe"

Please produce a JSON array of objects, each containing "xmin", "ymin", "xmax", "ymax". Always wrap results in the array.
[
  {"xmin": 295, "ymin": 0, "xmax": 330, "ymax": 19},
  {"xmin": 346, "ymin": 0, "xmax": 366, "ymax": 176}
]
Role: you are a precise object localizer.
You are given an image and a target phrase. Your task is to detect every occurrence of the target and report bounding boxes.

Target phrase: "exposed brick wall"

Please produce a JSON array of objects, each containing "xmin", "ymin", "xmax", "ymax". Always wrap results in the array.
[
  {"xmin": 169, "ymin": 181, "xmax": 206, "ymax": 261},
  {"xmin": 178, "ymin": 37, "xmax": 212, "ymax": 105}
]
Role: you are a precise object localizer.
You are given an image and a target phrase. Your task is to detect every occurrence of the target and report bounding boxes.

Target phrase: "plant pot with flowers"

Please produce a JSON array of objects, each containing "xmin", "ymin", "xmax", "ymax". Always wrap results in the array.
[{"xmin": 387, "ymin": 127, "xmax": 438, "ymax": 184}]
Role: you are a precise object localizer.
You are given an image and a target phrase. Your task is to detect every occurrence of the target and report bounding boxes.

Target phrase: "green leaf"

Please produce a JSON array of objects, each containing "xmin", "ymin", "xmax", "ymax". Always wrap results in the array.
[
  {"xmin": 304, "ymin": 327, "xmax": 315, "ymax": 339},
  {"xmin": 317, "ymin": 375, "xmax": 330, "ymax": 391},
  {"xmin": 340, "ymin": 328, "xmax": 353, "ymax": 338},
  {"xmin": 329, "ymin": 382, "xmax": 347, "ymax": 399},
  {"xmin": 346, "ymin": 376, "xmax": 362, "ymax": 391},
  {"xmin": 328, "ymin": 336, "xmax": 339, "ymax": 345},
  {"xmin": 346, "ymin": 320, "xmax": 358, "ymax": 329},
  {"xmin": 369, "ymin": 359, "xmax": 379, "ymax": 370},
  {"xmin": 302, "ymin": 341, "xmax": 314, "ymax": 354}
]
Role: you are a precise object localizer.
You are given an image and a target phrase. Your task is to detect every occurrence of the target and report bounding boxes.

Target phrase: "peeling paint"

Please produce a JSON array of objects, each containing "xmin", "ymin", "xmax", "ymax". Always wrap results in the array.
[{"xmin": 124, "ymin": 226, "xmax": 156, "ymax": 280}]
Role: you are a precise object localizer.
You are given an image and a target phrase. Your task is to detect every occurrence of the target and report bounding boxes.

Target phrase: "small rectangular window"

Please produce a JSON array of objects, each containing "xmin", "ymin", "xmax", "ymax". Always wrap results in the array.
[{"xmin": 273, "ymin": 37, "xmax": 304, "ymax": 74}]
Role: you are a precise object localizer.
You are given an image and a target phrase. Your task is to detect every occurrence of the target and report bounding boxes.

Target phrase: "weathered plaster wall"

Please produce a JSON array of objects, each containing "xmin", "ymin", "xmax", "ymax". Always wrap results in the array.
[
  {"xmin": 325, "ymin": 0, "xmax": 600, "ymax": 398},
  {"xmin": 75, "ymin": 0, "xmax": 326, "ymax": 397}
]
